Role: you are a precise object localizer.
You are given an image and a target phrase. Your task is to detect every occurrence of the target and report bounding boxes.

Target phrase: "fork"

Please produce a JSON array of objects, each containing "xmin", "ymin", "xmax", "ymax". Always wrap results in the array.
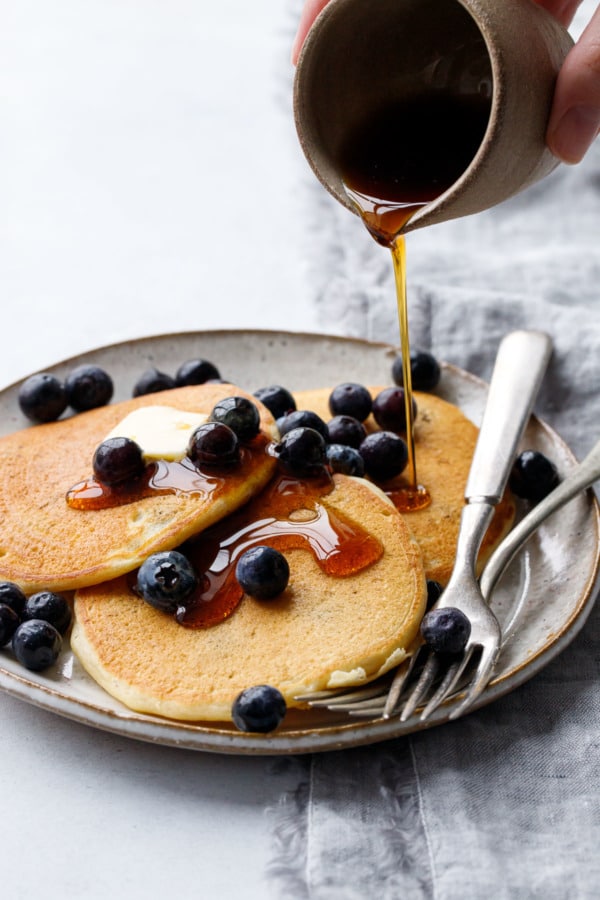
[
  {"xmin": 302, "ymin": 429, "xmax": 600, "ymax": 721},
  {"xmin": 297, "ymin": 330, "xmax": 553, "ymax": 721}
]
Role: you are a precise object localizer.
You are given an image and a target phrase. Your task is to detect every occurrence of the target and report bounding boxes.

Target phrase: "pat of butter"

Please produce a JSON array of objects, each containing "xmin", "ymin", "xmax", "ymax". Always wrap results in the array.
[
  {"xmin": 104, "ymin": 406, "xmax": 209, "ymax": 461},
  {"xmin": 326, "ymin": 667, "xmax": 367, "ymax": 689}
]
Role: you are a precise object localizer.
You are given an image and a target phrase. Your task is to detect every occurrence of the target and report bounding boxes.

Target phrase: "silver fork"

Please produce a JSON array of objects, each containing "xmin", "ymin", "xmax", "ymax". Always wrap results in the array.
[
  {"xmin": 298, "ymin": 330, "xmax": 553, "ymax": 722},
  {"xmin": 305, "ymin": 429, "xmax": 600, "ymax": 720}
]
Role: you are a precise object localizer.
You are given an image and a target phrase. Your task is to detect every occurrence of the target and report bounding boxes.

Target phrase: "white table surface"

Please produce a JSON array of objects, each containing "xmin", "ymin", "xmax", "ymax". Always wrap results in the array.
[
  {"xmin": 1, "ymin": 3, "xmax": 316, "ymax": 898},
  {"xmin": 2, "ymin": 2, "xmax": 599, "ymax": 898}
]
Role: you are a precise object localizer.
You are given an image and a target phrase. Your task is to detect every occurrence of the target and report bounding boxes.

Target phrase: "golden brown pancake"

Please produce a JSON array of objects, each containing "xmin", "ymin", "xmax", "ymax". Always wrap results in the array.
[
  {"xmin": 294, "ymin": 387, "xmax": 516, "ymax": 584},
  {"xmin": 72, "ymin": 473, "xmax": 427, "ymax": 722},
  {"xmin": 0, "ymin": 384, "xmax": 278, "ymax": 592}
]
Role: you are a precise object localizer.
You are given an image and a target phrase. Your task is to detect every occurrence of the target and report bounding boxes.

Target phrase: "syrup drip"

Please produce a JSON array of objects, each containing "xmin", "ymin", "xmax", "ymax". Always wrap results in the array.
[
  {"xmin": 171, "ymin": 471, "xmax": 383, "ymax": 628},
  {"xmin": 66, "ymin": 435, "xmax": 271, "ymax": 510},
  {"xmin": 390, "ymin": 235, "xmax": 431, "ymax": 513},
  {"xmin": 338, "ymin": 92, "xmax": 491, "ymax": 514}
]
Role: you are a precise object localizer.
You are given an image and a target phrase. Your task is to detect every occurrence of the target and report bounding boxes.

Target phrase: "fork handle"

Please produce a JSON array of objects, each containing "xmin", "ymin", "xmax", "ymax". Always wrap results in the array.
[{"xmin": 466, "ymin": 330, "xmax": 553, "ymax": 504}]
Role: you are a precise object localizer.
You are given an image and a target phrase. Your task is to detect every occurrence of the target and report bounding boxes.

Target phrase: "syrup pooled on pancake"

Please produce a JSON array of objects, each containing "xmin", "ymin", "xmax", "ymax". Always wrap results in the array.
[{"xmin": 0, "ymin": 384, "xmax": 278, "ymax": 592}]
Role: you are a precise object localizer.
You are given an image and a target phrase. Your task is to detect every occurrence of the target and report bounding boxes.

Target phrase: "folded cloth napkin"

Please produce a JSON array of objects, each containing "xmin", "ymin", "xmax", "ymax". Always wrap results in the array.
[{"xmin": 266, "ymin": 3, "xmax": 600, "ymax": 898}]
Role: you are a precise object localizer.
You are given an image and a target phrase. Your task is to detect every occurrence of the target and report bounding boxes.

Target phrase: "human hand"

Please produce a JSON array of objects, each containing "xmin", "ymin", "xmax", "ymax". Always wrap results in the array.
[
  {"xmin": 541, "ymin": 1, "xmax": 600, "ymax": 163},
  {"xmin": 291, "ymin": 0, "xmax": 329, "ymax": 66},
  {"xmin": 291, "ymin": 0, "xmax": 600, "ymax": 164}
]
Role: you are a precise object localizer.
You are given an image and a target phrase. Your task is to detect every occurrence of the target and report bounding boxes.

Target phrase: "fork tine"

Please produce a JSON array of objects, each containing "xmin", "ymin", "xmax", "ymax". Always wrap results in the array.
[
  {"xmin": 382, "ymin": 654, "xmax": 417, "ymax": 718},
  {"xmin": 295, "ymin": 680, "xmax": 390, "ymax": 707},
  {"xmin": 419, "ymin": 647, "xmax": 475, "ymax": 720},
  {"xmin": 448, "ymin": 644, "xmax": 499, "ymax": 720},
  {"xmin": 321, "ymin": 692, "xmax": 389, "ymax": 712},
  {"xmin": 399, "ymin": 652, "xmax": 443, "ymax": 721}
]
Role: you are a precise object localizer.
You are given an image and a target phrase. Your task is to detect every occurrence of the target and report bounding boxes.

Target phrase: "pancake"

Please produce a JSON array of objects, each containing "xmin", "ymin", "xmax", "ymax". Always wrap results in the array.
[
  {"xmin": 0, "ymin": 384, "xmax": 278, "ymax": 592},
  {"xmin": 294, "ymin": 387, "xmax": 516, "ymax": 584},
  {"xmin": 72, "ymin": 473, "xmax": 427, "ymax": 722}
]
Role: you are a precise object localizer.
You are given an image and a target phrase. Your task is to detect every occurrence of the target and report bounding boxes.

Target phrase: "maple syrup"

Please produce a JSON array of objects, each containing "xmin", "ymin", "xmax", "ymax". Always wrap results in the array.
[
  {"xmin": 66, "ymin": 434, "xmax": 271, "ymax": 510},
  {"xmin": 123, "ymin": 469, "xmax": 384, "ymax": 629},
  {"xmin": 337, "ymin": 91, "xmax": 491, "ymax": 511},
  {"xmin": 69, "ymin": 436, "xmax": 383, "ymax": 629}
]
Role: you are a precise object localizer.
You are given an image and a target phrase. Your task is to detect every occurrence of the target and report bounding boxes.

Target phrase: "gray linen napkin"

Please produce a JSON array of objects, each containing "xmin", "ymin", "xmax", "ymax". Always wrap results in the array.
[{"xmin": 267, "ymin": 3, "xmax": 600, "ymax": 897}]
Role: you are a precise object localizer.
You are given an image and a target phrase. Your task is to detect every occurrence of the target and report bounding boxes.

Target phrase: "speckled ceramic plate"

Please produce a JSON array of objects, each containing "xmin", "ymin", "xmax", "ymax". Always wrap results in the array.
[{"xmin": 0, "ymin": 330, "xmax": 597, "ymax": 755}]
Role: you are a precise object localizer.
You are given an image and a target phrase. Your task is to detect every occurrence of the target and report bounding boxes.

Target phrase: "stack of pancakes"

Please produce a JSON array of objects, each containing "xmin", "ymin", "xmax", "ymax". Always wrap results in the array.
[{"xmin": 0, "ymin": 381, "xmax": 514, "ymax": 723}]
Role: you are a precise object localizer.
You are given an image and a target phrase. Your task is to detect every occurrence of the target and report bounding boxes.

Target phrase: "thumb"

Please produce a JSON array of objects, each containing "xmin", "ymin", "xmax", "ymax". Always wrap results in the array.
[
  {"xmin": 546, "ymin": 4, "xmax": 600, "ymax": 163},
  {"xmin": 291, "ymin": 0, "xmax": 330, "ymax": 65}
]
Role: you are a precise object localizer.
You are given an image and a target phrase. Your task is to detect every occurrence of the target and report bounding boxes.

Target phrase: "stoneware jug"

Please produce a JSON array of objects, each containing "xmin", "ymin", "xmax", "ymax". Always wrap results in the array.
[{"xmin": 293, "ymin": 0, "xmax": 574, "ymax": 234}]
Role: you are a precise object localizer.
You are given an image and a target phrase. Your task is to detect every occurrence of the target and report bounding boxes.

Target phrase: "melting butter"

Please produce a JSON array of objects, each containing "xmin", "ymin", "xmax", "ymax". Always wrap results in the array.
[{"xmin": 104, "ymin": 406, "xmax": 209, "ymax": 461}]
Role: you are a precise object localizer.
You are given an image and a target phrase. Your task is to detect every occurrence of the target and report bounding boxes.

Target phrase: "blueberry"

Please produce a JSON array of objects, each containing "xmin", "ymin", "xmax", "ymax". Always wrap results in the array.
[
  {"xmin": 275, "ymin": 427, "xmax": 328, "ymax": 477},
  {"xmin": 326, "ymin": 444, "xmax": 365, "ymax": 477},
  {"xmin": 253, "ymin": 385, "xmax": 296, "ymax": 420},
  {"xmin": 0, "ymin": 582, "xmax": 27, "ymax": 618},
  {"xmin": 23, "ymin": 591, "xmax": 72, "ymax": 635},
  {"xmin": 135, "ymin": 551, "xmax": 198, "ymax": 614},
  {"xmin": 133, "ymin": 367, "xmax": 176, "ymax": 397},
  {"xmin": 65, "ymin": 364, "xmax": 114, "ymax": 412},
  {"xmin": 276, "ymin": 410, "xmax": 329, "ymax": 443},
  {"xmin": 509, "ymin": 450, "xmax": 559, "ymax": 504},
  {"xmin": 420, "ymin": 607, "xmax": 471, "ymax": 655},
  {"xmin": 327, "ymin": 415, "xmax": 367, "ymax": 449},
  {"xmin": 426, "ymin": 580, "xmax": 444, "ymax": 611},
  {"xmin": 372, "ymin": 387, "xmax": 417, "ymax": 433},
  {"xmin": 236, "ymin": 546, "xmax": 290, "ymax": 600},
  {"xmin": 12, "ymin": 620, "xmax": 62, "ymax": 671},
  {"xmin": 359, "ymin": 431, "xmax": 408, "ymax": 481},
  {"xmin": 18, "ymin": 373, "xmax": 67, "ymax": 423},
  {"xmin": 93, "ymin": 437, "xmax": 145, "ymax": 486},
  {"xmin": 209, "ymin": 396, "xmax": 260, "ymax": 441},
  {"xmin": 0, "ymin": 604, "xmax": 20, "ymax": 646},
  {"xmin": 231, "ymin": 684, "xmax": 287, "ymax": 733},
  {"xmin": 175, "ymin": 359, "xmax": 221, "ymax": 386},
  {"xmin": 187, "ymin": 422, "xmax": 240, "ymax": 467},
  {"xmin": 328, "ymin": 383, "xmax": 372, "ymax": 422},
  {"xmin": 392, "ymin": 350, "xmax": 441, "ymax": 391}
]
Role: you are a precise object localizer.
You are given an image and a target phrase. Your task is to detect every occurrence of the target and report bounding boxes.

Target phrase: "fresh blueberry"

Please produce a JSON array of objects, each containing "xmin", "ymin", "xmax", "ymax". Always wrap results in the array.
[
  {"xmin": 392, "ymin": 350, "xmax": 441, "ymax": 391},
  {"xmin": 253, "ymin": 385, "xmax": 296, "ymax": 420},
  {"xmin": 0, "ymin": 604, "xmax": 20, "ymax": 646},
  {"xmin": 359, "ymin": 431, "xmax": 408, "ymax": 481},
  {"xmin": 327, "ymin": 415, "xmax": 367, "ymax": 449},
  {"xmin": 0, "ymin": 582, "xmax": 27, "ymax": 618},
  {"xmin": 18, "ymin": 373, "xmax": 67, "ymax": 423},
  {"xmin": 23, "ymin": 591, "xmax": 72, "ymax": 635},
  {"xmin": 420, "ymin": 607, "xmax": 471, "ymax": 654},
  {"xmin": 175, "ymin": 359, "xmax": 221, "ymax": 386},
  {"xmin": 12, "ymin": 620, "xmax": 62, "ymax": 671},
  {"xmin": 209, "ymin": 396, "xmax": 260, "ymax": 441},
  {"xmin": 426, "ymin": 580, "xmax": 444, "ymax": 611},
  {"xmin": 65, "ymin": 364, "xmax": 114, "ymax": 412},
  {"xmin": 236, "ymin": 546, "xmax": 290, "ymax": 600},
  {"xmin": 93, "ymin": 437, "xmax": 145, "ymax": 486},
  {"xmin": 326, "ymin": 444, "xmax": 365, "ymax": 477},
  {"xmin": 276, "ymin": 410, "xmax": 329, "ymax": 443},
  {"xmin": 275, "ymin": 427, "xmax": 328, "ymax": 477},
  {"xmin": 231, "ymin": 684, "xmax": 287, "ymax": 733},
  {"xmin": 509, "ymin": 450, "xmax": 559, "ymax": 504},
  {"xmin": 133, "ymin": 367, "xmax": 176, "ymax": 397},
  {"xmin": 187, "ymin": 422, "xmax": 240, "ymax": 467},
  {"xmin": 372, "ymin": 387, "xmax": 417, "ymax": 433},
  {"xmin": 328, "ymin": 383, "xmax": 372, "ymax": 422},
  {"xmin": 135, "ymin": 551, "xmax": 198, "ymax": 614}
]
